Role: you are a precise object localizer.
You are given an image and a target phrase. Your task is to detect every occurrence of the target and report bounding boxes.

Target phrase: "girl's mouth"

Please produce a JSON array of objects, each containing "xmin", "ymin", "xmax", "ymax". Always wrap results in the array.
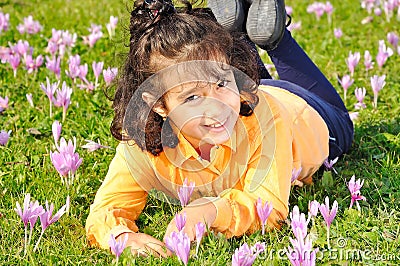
[{"xmin": 203, "ymin": 118, "xmax": 228, "ymax": 131}]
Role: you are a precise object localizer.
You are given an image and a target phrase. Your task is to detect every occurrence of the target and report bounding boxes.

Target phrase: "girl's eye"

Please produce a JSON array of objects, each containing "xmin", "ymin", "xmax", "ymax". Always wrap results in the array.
[
  {"xmin": 217, "ymin": 79, "xmax": 229, "ymax": 87},
  {"xmin": 184, "ymin": 95, "xmax": 200, "ymax": 103}
]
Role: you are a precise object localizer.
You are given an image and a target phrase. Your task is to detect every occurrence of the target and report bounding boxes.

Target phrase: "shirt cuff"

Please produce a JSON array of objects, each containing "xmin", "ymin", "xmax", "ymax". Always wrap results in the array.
[{"xmin": 204, "ymin": 196, "xmax": 232, "ymax": 232}]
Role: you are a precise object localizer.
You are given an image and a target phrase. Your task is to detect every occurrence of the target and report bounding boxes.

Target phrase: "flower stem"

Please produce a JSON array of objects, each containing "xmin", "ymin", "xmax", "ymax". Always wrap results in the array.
[
  {"xmin": 28, "ymin": 227, "xmax": 33, "ymax": 248},
  {"xmin": 62, "ymin": 107, "xmax": 66, "ymax": 122},
  {"xmin": 327, "ymin": 226, "xmax": 331, "ymax": 250},
  {"xmin": 23, "ymin": 226, "xmax": 28, "ymax": 256},
  {"xmin": 33, "ymin": 231, "xmax": 44, "ymax": 252}
]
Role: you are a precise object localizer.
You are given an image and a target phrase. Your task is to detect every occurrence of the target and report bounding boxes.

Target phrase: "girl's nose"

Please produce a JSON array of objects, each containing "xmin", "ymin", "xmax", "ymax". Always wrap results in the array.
[{"xmin": 202, "ymin": 96, "xmax": 227, "ymax": 118}]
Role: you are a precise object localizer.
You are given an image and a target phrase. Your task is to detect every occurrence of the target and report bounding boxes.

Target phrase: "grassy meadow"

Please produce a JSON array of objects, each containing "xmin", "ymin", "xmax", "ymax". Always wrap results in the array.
[{"xmin": 0, "ymin": 0, "xmax": 399, "ymax": 265}]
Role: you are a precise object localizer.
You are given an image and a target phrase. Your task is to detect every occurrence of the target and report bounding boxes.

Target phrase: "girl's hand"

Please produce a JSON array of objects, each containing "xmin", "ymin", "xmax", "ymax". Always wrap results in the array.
[
  {"xmin": 163, "ymin": 198, "xmax": 217, "ymax": 242},
  {"xmin": 116, "ymin": 232, "xmax": 172, "ymax": 258}
]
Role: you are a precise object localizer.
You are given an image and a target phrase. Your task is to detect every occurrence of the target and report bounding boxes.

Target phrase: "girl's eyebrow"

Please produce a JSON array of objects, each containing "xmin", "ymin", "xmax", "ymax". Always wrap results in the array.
[{"xmin": 176, "ymin": 85, "xmax": 201, "ymax": 100}]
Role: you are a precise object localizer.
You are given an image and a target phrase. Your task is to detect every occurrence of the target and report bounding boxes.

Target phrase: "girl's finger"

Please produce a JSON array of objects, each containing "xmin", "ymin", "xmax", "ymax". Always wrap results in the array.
[{"xmin": 145, "ymin": 241, "xmax": 172, "ymax": 258}]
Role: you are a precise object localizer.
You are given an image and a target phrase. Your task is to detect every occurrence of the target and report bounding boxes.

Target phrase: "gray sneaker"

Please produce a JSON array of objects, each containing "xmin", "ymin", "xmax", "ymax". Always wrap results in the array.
[
  {"xmin": 207, "ymin": 0, "xmax": 247, "ymax": 32},
  {"xmin": 246, "ymin": 0, "xmax": 287, "ymax": 50}
]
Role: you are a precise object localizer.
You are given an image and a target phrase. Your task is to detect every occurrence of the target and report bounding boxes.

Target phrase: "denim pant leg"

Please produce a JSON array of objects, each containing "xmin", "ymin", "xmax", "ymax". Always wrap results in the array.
[
  {"xmin": 268, "ymin": 30, "xmax": 348, "ymax": 113},
  {"xmin": 260, "ymin": 79, "xmax": 354, "ymax": 159}
]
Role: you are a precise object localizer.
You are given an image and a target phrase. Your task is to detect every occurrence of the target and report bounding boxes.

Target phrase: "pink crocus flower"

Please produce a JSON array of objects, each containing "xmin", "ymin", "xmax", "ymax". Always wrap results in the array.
[
  {"xmin": 40, "ymin": 77, "xmax": 60, "ymax": 117},
  {"xmin": 287, "ymin": 21, "xmax": 302, "ymax": 32},
  {"xmin": 232, "ymin": 242, "xmax": 265, "ymax": 266},
  {"xmin": 354, "ymin": 87, "xmax": 367, "ymax": 109},
  {"xmin": 92, "ymin": 61, "xmax": 104, "ymax": 88},
  {"xmin": 345, "ymin": 51, "xmax": 361, "ymax": 76},
  {"xmin": 319, "ymin": 196, "xmax": 338, "ymax": 249},
  {"xmin": 82, "ymin": 139, "xmax": 111, "ymax": 152},
  {"xmin": 178, "ymin": 178, "xmax": 195, "ymax": 207},
  {"xmin": 361, "ymin": 0, "xmax": 377, "ymax": 13},
  {"xmin": 287, "ymin": 230, "xmax": 318, "ymax": 266},
  {"xmin": 46, "ymin": 56, "xmax": 61, "ymax": 79},
  {"xmin": 255, "ymin": 197, "xmax": 273, "ymax": 235},
  {"xmin": 308, "ymin": 200, "xmax": 320, "ymax": 218},
  {"xmin": 323, "ymin": 157, "xmax": 338, "ymax": 173},
  {"xmin": 291, "ymin": 167, "xmax": 302, "ymax": 183},
  {"xmin": 290, "ymin": 205, "xmax": 310, "ymax": 240},
  {"xmin": 364, "ymin": 50, "xmax": 374, "ymax": 71},
  {"xmin": 77, "ymin": 80, "xmax": 96, "ymax": 92},
  {"xmin": 285, "ymin": 6, "xmax": 293, "ymax": 16},
  {"xmin": 0, "ymin": 46, "xmax": 11, "ymax": 63},
  {"xmin": 52, "ymin": 120, "xmax": 62, "ymax": 145},
  {"xmin": 61, "ymin": 30, "xmax": 77, "ymax": 48},
  {"xmin": 383, "ymin": 0, "xmax": 396, "ymax": 21},
  {"xmin": 349, "ymin": 112, "xmax": 359, "ymax": 122},
  {"xmin": 106, "ymin": 16, "xmax": 118, "ymax": 38},
  {"xmin": 0, "ymin": 95, "xmax": 8, "ymax": 113},
  {"xmin": 319, "ymin": 197, "xmax": 338, "ymax": 227},
  {"xmin": 25, "ymin": 54, "xmax": 43, "ymax": 73},
  {"xmin": 347, "ymin": 175, "xmax": 367, "ymax": 211},
  {"xmin": 34, "ymin": 198, "xmax": 69, "ymax": 251},
  {"xmin": 9, "ymin": 54, "xmax": 20, "ymax": 77},
  {"xmin": 338, "ymin": 75, "xmax": 354, "ymax": 101},
  {"xmin": 50, "ymin": 136, "xmax": 83, "ymax": 186},
  {"xmin": 65, "ymin": 54, "xmax": 81, "ymax": 81},
  {"xmin": 165, "ymin": 231, "xmax": 191, "ymax": 265},
  {"xmin": 307, "ymin": 2, "xmax": 326, "ymax": 20},
  {"xmin": 46, "ymin": 41, "xmax": 59, "ymax": 56},
  {"xmin": 370, "ymin": 74, "xmax": 386, "ymax": 108},
  {"xmin": 103, "ymin": 67, "xmax": 118, "ymax": 85},
  {"xmin": 83, "ymin": 24, "xmax": 103, "ymax": 48},
  {"xmin": 12, "ymin": 40, "xmax": 31, "ymax": 58},
  {"xmin": 174, "ymin": 212, "xmax": 187, "ymax": 232},
  {"xmin": 26, "ymin": 93, "xmax": 34, "ymax": 107},
  {"xmin": 109, "ymin": 234, "xmax": 128, "ymax": 261},
  {"xmin": 374, "ymin": 7, "xmax": 382, "ymax": 16},
  {"xmin": 0, "ymin": 130, "xmax": 11, "ymax": 146},
  {"xmin": 78, "ymin": 63, "xmax": 88, "ymax": 82},
  {"xmin": 376, "ymin": 40, "xmax": 393, "ymax": 68},
  {"xmin": 333, "ymin": 28, "xmax": 342, "ymax": 39},
  {"xmin": 195, "ymin": 222, "xmax": 206, "ymax": 256},
  {"xmin": 92, "ymin": 61, "xmax": 104, "ymax": 78},
  {"xmin": 16, "ymin": 15, "xmax": 42, "ymax": 34},
  {"xmin": 14, "ymin": 194, "xmax": 36, "ymax": 228},
  {"xmin": 324, "ymin": 1, "xmax": 333, "ymax": 14},
  {"xmin": 53, "ymin": 81, "xmax": 72, "ymax": 122},
  {"xmin": 14, "ymin": 193, "xmax": 45, "ymax": 255},
  {"xmin": 387, "ymin": 32, "xmax": 399, "ymax": 48},
  {"xmin": 0, "ymin": 12, "xmax": 10, "ymax": 33},
  {"xmin": 324, "ymin": 1, "xmax": 333, "ymax": 23}
]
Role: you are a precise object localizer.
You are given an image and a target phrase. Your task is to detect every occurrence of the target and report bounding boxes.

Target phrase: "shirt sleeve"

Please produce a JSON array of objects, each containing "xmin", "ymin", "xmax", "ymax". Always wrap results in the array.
[
  {"xmin": 85, "ymin": 143, "xmax": 149, "ymax": 249},
  {"xmin": 210, "ymin": 106, "xmax": 293, "ymax": 237}
]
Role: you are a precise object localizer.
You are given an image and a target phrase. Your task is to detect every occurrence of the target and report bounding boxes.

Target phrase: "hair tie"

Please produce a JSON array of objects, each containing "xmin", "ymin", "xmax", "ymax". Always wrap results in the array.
[{"xmin": 139, "ymin": 0, "xmax": 176, "ymax": 20}]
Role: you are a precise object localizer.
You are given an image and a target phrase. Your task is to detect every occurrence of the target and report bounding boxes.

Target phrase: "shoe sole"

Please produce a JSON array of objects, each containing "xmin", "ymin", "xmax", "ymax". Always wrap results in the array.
[{"xmin": 246, "ymin": 0, "xmax": 286, "ymax": 50}]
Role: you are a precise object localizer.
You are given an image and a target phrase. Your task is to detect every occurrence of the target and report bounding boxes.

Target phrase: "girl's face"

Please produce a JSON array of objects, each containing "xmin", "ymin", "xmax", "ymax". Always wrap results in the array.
[{"xmin": 161, "ymin": 68, "xmax": 241, "ymax": 149}]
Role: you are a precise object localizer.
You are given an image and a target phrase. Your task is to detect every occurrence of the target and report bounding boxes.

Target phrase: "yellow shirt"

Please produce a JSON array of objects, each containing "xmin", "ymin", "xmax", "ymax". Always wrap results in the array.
[{"xmin": 85, "ymin": 85, "xmax": 329, "ymax": 249}]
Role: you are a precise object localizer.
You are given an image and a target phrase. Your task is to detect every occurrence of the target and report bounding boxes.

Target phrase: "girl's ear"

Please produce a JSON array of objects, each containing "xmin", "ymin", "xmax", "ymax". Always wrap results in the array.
[{"xmin": 142, "ymin": 92, "xmax": 168, "ymax": 118}]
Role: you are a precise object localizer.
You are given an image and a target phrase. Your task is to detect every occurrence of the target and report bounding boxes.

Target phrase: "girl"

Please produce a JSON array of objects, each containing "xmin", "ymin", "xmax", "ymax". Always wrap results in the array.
[{"xmin": 85, "ymin": 0, "xmax": 353, "ymax": 257}]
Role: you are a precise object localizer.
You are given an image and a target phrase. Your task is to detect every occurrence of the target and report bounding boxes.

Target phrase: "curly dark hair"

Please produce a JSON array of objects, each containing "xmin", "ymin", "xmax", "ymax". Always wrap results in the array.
[{"xmin": 111, "ymin": 0, "xmax": 261, "ymax": 156}]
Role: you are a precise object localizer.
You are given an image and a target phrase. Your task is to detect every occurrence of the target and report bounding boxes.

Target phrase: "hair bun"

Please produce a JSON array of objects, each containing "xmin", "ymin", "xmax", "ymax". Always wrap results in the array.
[{"xmin": 137, "ymin": 0, "xmax": 176, "ymax": 20}]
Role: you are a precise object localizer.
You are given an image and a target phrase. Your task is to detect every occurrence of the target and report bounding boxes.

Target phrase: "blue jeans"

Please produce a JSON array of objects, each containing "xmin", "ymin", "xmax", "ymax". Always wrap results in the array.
[{"xmin": 259, "ymin": 30, "xmax": 353, "ymax": 159}]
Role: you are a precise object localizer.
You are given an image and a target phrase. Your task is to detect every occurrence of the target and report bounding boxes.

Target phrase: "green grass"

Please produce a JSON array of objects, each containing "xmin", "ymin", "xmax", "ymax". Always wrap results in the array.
[{"xmin": 1, "ymin": 0, "xmax": 399, "ymax": 265}]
